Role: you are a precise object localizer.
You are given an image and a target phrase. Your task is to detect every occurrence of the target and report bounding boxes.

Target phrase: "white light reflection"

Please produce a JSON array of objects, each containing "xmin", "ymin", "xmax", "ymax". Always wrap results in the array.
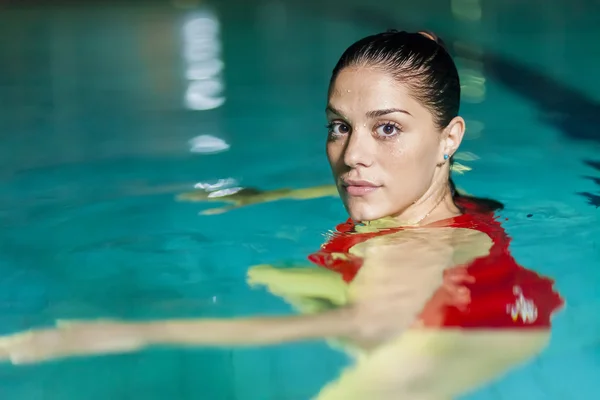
[
  {"xmin": 188, "ymin": 134, "xmax": 230, "ymax": 154},
  {"xmin": 182, "ymin": 9, "xmax": 226, "ymax": 110},
  {"xmin": 207, "ymin": 187, "xmax": 244, "ymax": 198},
  {"xmin": 194, "ymin": 178, "xmax": 238, "ymax": 190},
  {"xmin": 191, "ymin": 179, "xmax": 243, "ymax": 198}
]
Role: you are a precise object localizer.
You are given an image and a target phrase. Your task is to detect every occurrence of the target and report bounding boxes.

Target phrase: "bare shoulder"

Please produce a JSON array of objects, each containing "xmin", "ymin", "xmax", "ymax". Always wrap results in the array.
[{"xmin": 349, "ymin": 227, "xmax": 493, "ymax": 267}]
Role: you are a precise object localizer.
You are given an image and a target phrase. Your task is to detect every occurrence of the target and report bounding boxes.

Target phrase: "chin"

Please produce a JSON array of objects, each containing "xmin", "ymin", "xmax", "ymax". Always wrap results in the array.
[{"xmin": 346, "ymin": 206, "xmax": 387, "ymax": 222}]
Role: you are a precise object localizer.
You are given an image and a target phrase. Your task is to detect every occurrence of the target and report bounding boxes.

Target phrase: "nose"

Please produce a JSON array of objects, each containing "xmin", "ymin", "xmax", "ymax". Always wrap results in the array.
[{"xmin": 343, "ymin": 128, "xmax": 374, "ymax": 168}]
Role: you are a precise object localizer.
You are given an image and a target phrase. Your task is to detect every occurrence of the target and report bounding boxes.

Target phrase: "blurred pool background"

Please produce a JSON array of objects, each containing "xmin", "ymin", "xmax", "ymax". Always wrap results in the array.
[{"xmin": 0, "ymin": 0, "xmax": 598, "ymax": 398}]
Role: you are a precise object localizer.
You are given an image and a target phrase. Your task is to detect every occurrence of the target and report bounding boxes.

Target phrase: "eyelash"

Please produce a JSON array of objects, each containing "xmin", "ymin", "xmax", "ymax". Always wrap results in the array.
[{"xmin": 325, "ymin": 121, "xmax": 403, "ymax": 139}]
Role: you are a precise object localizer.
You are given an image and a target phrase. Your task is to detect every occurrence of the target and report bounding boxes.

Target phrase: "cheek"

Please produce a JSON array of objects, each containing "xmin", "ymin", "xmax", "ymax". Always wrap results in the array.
[
  {"xmin": 404, "ymin": 133, "xmax": 439, "ymax": 165},
  {"xmin": 326, "ymin": 142, "xmax": 342, "ymax": 170},
  {"xmin": 381, "ymin": 139, "xmax": 438, "ymax": 184}
]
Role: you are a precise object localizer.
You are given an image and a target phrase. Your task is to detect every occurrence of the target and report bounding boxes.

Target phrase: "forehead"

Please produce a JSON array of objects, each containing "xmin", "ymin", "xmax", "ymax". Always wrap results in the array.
[{"xmin": 328, "ymin": 67, "xmax": 422, "ymax": 115}]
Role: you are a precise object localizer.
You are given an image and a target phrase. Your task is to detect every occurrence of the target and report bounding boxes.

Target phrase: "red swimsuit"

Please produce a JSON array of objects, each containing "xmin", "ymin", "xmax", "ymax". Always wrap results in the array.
[{"xmin": 307, "ymin": 197, "xmax": 565, "ymax": 329}]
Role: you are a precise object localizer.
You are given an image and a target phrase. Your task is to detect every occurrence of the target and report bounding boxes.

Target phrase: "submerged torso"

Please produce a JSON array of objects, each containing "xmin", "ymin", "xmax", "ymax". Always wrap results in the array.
[{"xmin": 307, "ymin": 196, "xmax": 564, "ymax": 330}]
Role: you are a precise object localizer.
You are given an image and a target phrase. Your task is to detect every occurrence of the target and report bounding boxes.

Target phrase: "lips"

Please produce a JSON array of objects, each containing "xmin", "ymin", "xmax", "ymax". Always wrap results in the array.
[{"xmin": 342, "ymin": 179, "xmax": 381, "ymax": 196}]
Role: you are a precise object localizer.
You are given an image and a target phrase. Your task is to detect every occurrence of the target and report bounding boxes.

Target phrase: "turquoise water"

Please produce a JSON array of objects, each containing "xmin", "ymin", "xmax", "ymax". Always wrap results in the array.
[{"xmin": 0, "ymin": 0, "xmax": 599, "ymax": 398}]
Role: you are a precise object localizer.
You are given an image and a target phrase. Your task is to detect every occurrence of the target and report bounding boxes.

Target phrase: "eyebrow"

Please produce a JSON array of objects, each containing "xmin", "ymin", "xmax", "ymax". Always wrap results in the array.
[
  {"xmin": 366, "ymin": 108, "xmax": 412, "ymax": 118},
  {"xmin": 326, "ymin": 105, "xmax": 412, "ymax": 118}
]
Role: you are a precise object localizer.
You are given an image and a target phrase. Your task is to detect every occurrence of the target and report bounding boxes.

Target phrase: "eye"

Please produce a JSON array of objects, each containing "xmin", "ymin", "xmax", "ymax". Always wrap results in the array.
[
  {"xmin": 326, "ymin": 121, "xmax": 351, "ymax": 136},
  {"xmin": 374, "ymin": 122, "xmax": 402, "ymax": 138}
]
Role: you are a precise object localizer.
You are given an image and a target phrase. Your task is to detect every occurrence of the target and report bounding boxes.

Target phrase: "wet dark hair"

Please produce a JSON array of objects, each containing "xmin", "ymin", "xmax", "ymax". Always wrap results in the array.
[
  {"xmin": 329, "ymin": 29, "xmax": 459, "ymax": 129},
  {"xmin": 329, "ymin": 30, "xmax": 503, "ymax": 213}
]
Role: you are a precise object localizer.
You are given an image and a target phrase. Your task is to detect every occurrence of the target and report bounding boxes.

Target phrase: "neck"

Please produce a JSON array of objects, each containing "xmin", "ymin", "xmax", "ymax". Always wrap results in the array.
[{"xmin": 392, "ymin": 177, "xmax": 461, "ymax": 226}]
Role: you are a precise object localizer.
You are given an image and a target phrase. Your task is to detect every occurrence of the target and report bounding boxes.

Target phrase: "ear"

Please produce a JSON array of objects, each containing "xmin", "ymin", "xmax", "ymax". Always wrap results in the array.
[{"xmin": 440, "ymin": 116, "xmax": 466, "ymax": 162}]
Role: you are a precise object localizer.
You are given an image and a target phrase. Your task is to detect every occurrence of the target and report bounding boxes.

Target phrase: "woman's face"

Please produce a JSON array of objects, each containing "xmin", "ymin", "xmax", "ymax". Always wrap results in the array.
[{"xmin": 326, "ymin": 66, "xmax": 462, "ymax": 222}]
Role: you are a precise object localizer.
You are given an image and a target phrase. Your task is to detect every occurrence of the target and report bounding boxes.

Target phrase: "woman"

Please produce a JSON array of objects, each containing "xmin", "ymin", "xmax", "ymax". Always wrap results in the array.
[{"xmin": 0, "ymin": 30, "xmax": 563, "ymax": 399}]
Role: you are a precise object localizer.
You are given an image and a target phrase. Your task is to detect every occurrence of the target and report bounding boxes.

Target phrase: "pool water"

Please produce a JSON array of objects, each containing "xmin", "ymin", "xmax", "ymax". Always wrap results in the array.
[{"xmin": 0, "ymin": 0, "xmax": 598, "ymax": 398}]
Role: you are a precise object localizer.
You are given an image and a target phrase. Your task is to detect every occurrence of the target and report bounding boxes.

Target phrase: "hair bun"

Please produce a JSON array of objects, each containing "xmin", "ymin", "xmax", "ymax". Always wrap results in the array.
[{"xmin": 417, "ymin": 30, "xmax": 449, "ymax": 52}]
